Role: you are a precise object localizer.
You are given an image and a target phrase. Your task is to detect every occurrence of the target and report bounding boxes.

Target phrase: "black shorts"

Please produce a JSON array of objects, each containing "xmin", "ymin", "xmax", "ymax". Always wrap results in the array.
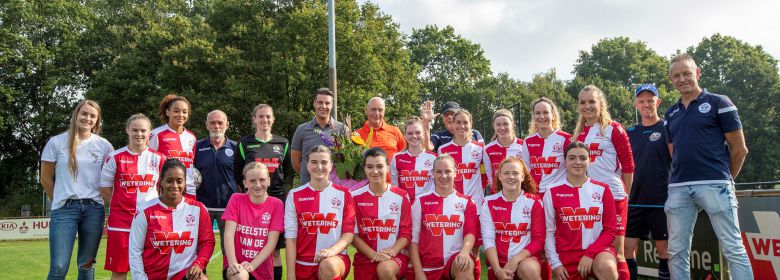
[
  {"xmin": 626, "ymin": 206, "xmax": 668, "ymax": 240},
  {"xmin": 223, "ymin": 268, "xmax": 258, "ymax": 280},
  {"xmin": 275, "ymin": 230, "xmax": 285, "ymax": 250}
]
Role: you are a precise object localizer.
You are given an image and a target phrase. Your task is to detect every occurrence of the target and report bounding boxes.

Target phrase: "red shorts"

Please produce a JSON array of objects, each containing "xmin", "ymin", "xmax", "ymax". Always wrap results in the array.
[
  {"xmin": 486, "ymin": 256, "xmax": 540, "ymax": 280},
  {"xmin": 353, "ymin": 254, "xmax": 408, "ymax": 280},
  {"xmin": 104, "ymin": 230, "xmax": 130, "ymax": 272},
  {"xmin": 424, "ymin": 253, "xmax": 480, "ymax": 280},
  {"xmin": 294, "ymin": 254, "xmax": 351, "ymax": 280},
  {"xmin": 558, "ymin": 247, "xmax": 616, "ymax": 280},
  {"xmin": 615, "ymin": 199, "xmax": 628, "ymax": 236}
]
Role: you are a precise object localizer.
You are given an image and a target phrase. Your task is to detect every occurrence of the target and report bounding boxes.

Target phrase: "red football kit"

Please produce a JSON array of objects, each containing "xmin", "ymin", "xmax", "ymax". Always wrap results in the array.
[
  {"xmin": 150, "ymin": 124, "xmax": 197, "ymax": 198},
  {"xmin": 543, "ymin": 179, "xmax": 617, "ymax": 279},
  {"xmin": 412, "ymin": 191, "xmax": 479, "ymax": 280},
  {"xmin": 352, "ymin": 184, "xmax": 412, "ymax": 279},
  {"xmin": 577, "ymin": 122, "xmax": 634, "ymax": 235},
  {"xmin": 101, "ymin": 146, "xmax": 165, "ymax": 272},
  {"xmin": 284, "ymin": 182, "xmax": 355, "ymax": 279},
  {"xmin": 438, "ymin": 140, "xmax": 486, "ymax": 213},
  {"xmin": 522, "ymin": 130, "xmax": 571, "ymax": 194},
  {"xmin": 129, "ymin": 197, "xmax": 215, "ymax": 280},
  {"xmin": 482, "ymin": 138, "xmax": 524, "ymax": 193},
  {"xmin": 389, "ymin": 150, "xmax": 437, "ymax": 203},
  {"xmin": 480, "ymin": 191, "xmax": 545, "ymax": 278}
]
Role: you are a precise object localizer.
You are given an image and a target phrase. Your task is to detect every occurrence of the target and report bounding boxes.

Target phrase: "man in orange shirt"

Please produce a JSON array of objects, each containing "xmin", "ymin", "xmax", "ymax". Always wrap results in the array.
[{"xmin": 357, "ymin": 97, "xmax": 406, "ymax": 161}]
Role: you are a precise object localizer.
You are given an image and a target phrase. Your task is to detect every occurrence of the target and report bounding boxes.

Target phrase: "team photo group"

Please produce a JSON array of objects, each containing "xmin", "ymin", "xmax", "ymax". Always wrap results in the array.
[{"xmin": 40, "ymin": 52, "xmax": 753, "ymax": 280}]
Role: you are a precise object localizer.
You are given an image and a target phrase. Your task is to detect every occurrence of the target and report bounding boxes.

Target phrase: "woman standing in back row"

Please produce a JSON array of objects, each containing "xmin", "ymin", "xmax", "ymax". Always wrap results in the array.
[
  {"xmin": 41, "ymin": 100, "xmax": 114, "ymax": 280},
  {"xmin": 150, "ymin": 94, "xmax": 198, "ymax": 199},
  {"xmin": 573, "ymin": 85, "xmax": 634, "ymax": 279}
]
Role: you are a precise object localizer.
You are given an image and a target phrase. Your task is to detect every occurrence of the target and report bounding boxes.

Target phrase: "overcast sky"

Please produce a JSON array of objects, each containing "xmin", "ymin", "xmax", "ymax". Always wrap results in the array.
[{"xmin": 357, "ymin": 0, "xmax": 780, "ymax": 81}]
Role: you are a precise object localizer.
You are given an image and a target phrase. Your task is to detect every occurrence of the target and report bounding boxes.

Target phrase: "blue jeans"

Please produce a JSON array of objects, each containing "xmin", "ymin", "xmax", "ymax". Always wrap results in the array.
[
  {"xmin": 47, "ymin": 199, "xmax": 105, "ymax": 280},
  {"xmin": 664, "ymin": 183, "xmax": 753, "ymax": 280}
]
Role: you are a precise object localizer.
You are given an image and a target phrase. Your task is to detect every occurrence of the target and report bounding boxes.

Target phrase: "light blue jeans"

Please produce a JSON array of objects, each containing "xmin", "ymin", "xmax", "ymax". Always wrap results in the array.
[
  {"xmin": 664, "ymin": 182, "xmax": 753, "ymax": 280},
  {"xmin": 47, "ymin": 199, "xmax": 105, "ymax": 280}
]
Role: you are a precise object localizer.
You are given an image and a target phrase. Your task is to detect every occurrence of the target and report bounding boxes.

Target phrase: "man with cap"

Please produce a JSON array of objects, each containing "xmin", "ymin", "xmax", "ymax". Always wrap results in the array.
[
  {"xmin": 624, "ymin": 84, "xmax": 671, "ymax": 280},
  {"xmin": 421, "ymin": 100, "xmax": 485, "ymax": 151}
]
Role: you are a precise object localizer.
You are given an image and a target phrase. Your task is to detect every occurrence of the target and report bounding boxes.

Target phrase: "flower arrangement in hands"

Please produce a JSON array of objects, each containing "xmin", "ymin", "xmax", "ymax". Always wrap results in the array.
[{"xmin": 319, "ymin": 115, "xmax": 372, "ymax": 185}]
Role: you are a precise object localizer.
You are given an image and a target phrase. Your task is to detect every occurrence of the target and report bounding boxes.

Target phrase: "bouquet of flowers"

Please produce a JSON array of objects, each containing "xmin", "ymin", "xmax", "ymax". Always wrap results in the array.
[{"xmin": 320, "ymin": 115, "xmax": 372, "ymax": 189}]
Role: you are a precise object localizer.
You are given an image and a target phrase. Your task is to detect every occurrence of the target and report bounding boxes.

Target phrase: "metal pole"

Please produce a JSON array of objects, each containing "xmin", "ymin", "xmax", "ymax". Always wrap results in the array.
[{"xmin": 328, "ymin": 0, "xmax": 338, "ymax": 121}]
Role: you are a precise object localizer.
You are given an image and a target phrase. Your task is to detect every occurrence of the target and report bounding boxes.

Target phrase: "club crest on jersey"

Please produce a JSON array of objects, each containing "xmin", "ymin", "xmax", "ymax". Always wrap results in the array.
[
  {"xmin": 560, "ymin": 207, "xmax": 601, "ymax": 230},
  {"xmin": 699, "ymin": 102, "xmax": 712, "ymax": 113},
  {"xmin": 616, "ymin": 214, "xmax": 623, "ymax": 225},
  {"xmin": 522, "ymin": 205, "xmax": 531, "ymax": 217},
  {"xmin": 148, "ymin": 159, "xmax": 157, "ymax": 170},
  {"xmin": 225, "ymin": 148, "xmax": 233, "ymax": 157},
  {"xmin": 389, "ymin": 202, "xmax": 400, "ymax": 213},
  {"xmin": 151, "ymin": 231, "xmax": 194, "ymax": 254},
  {"xmin": 424, "ymin": 159, "xmax": 433, "ymax": 168},
  {"xmin": 88, "ymin": 148, "xmax": 101, "ymax": 163},
  {"xmin": 423, "ymin": 214, "xmax": 462, "ymax": 236},
  {"xmin": 454, "ymin": 202, "xmax": 465, "ymax": 211},
  {"xmin": 471, "ymin": 150, "xmax": 481, "ymax": 160},
  {"xmin": 331, "ymin": 197, "xmax": 342, "ymax": 209},
  {"xmin": 552, "ymin": 142, "xmax": 563, "ymax": 152},
  {"xmin": 185, "ymin": 214, "xmax": 196, "ymax": 226},
  {"xmin": 592, "ymin": 192, "xmax": 602, "ymax": 202},
  {"xmin": 262, "ymin": 212, "xmax": 271, "ymax": 222},
  {"xmin": 649, "ymin": 132, "xmax": 661, "ymax": 142}
]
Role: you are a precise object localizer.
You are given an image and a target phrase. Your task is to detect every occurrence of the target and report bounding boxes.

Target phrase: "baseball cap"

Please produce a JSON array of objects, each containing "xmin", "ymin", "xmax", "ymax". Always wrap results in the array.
[
  {"xmin": 634, "ymin": 84, "xmax": 659, "ymax": 97},
  {"xmin": 441, "ymin": 101, "xmax": 461, "ymax": 114}
]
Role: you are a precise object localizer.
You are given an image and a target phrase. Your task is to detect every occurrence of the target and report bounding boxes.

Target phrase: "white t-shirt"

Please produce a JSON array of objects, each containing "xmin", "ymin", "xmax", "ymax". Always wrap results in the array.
[{"xmin": 41, "ymin": 133, "xmax": 114, "ymax": 210}]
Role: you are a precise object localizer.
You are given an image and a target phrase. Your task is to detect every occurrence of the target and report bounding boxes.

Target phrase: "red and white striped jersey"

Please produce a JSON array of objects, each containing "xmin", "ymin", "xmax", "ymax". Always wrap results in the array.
[
  {"xmin": 351, "ymin": 185, "xmax": 413, "ymax": 265},
  {"xmin": 129, "ymin": 197, "xmax": 215, "ymax": 280},
  {"xmin": 149, "ymin": 124, "xmax": 197, "ymax": 197},
  {"xmin": 480, "ymin": 191, "xmax": 545, "ymax": 266},
  {"xmin": 412, "ymin": 191, "xmax": 478, "ymax": 271},
  {"xmin": 284, "ymin": 182, "xmax": 356, "ymax": 266},
  {"xmin": 522, "ymin": 130, "xmax": 571, "ymax": 193},
  {"xmin": 543, "ymin": 179, "xmax": 616, "ymax": 269},
  {"xmin": 389, "ymin": 150, "xmax": 437, "ymax": 203},
  {"xmin": 438, "ymin": 140, "xmax": 485, "ymax": 212},
  {"xmin": 576, "ymin": 122, "xmax": 634, "ymax": 199},
  {"xmin": 483, "ymin": 138, "xmax": 524, "ymax": 191},
  {"xmin": 100, "ymin": 147, "xmax": 165, "ymax": 230}
]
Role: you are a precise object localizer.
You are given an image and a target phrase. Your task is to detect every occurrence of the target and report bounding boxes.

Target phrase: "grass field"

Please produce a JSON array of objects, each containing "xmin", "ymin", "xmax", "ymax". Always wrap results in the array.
[{"xmin": 0, "ymin": 236, "xmax": 487, "ymax": 279}]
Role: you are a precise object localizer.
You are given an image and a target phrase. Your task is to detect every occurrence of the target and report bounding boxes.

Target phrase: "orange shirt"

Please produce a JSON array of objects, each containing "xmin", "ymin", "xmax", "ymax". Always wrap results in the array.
[{"xmin": 356, "ymin": 121, "xmax": 406, "ymax": 161}]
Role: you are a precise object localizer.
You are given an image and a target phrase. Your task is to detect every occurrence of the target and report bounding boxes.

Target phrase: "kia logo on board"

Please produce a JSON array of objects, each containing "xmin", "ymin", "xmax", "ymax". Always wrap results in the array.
[{"xmin": 0, "ymin": 222, "xmax": 18, "ymax": 231}]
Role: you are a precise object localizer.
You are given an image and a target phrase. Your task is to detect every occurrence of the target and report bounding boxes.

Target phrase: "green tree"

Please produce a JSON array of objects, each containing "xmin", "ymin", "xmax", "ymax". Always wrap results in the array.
[
  {"xmin": 0, "ymin": 0, "xmax": 102, "ymax": 216},
  {"xmin": 688, "ymin": 34, "xmax": 780, "ymax": 184},
  {"xmin": 408, "ymin": 25, "xmax": 493, "ymax": 120},
  {"xmin": 573, "ymin": 37, "xmax": 670, "ymax": 89}
]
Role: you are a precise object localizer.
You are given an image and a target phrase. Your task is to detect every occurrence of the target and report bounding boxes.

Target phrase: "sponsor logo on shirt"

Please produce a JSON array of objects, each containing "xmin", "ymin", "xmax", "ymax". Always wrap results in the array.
[
  {"xmin": 424, "ymin": 201, "xmax": 439, "ymax": 206},
  {"xmin": 298, "ymin": 197, "xmax": 315, "ymax": 202},
  {"xmin": 400, "ymin": 170, "xmax": 429, "ymax": 189},
  {"xmin": 526, "ymin": 143, "xmax": 541, "ymax": 147},
  {"xmin": 88, "ymin": 148, "xmax": 101, "ymax": 163},
  {"xmin": 162, "ymin": 137, "xmax": 178, "ymax": 142},
  {"xmin": 559, "ymin": 207, "xmax": 602, "ymax": 230},
  {"xmin": 492, "ymin": 206, "xmax": 508, "ymax": 211},
  {"xmin": 494, "ymin": 222, "xmax": 529, "ymax": 242},
  {"xmin": 254, "ymin": 158, "xmax": 280, "ymax": 173},
  {"xmin": 649, "ymin": 132, "xmax": 661, "ymax": 142},
  {"xmin": 555, "ymin": 193, "xmax": 574, "ymax": 198},
  {"xmin": 398, "ymin": 158, "xmax": 412, "ymax": 164},
  {"xmin": 587, "ymin": 143, "xmax": 603, "ymax": 162},
  {"xmin": 167, "ymin": 150, "xmax": 194, "ymax": 167},
  {"xmin": 150, "ymin": 215, "xmax": 167, "ymax": 220},
  {"xmin": 119, "ymin": 159, "xmax": 135, "ymax": 165},
  {"xmin": 119, "ymin": 174, "xmax": 156, "ymax": 193},
  {"xmin": 299, "ymin": 212, "xmax": 339, "ymax": 234},
  {"xmin": 273, "ymin": 145, "xmax": 282, "ymax": 154},
  {"xmin": 668, "ymin": 107, "xmax": 680, "ymax": 118},
  {"xmin": 359, "ymin": 218, "xmax": 396, "ymax": 240},
  {"xmin": 357, "ymin": 202, "xmax": 374, "ymax": 207},
  {"xmin": 455, "ymin": 162, "xmax": 478, "ymax": 181},
  {"xmin": 488, "ymin": 151, "xmax": 504, "ymax": 157},
  {"xmin": 423, "ymin": 214, "xmax": 462, "ymax": 236},
  {"xmin": 151, "ymin": 231, "xmax": 194, "ymax": 254},
  {"xmin": 530, "ymin": 156, "xmax": 560, "ymax": 176}
]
